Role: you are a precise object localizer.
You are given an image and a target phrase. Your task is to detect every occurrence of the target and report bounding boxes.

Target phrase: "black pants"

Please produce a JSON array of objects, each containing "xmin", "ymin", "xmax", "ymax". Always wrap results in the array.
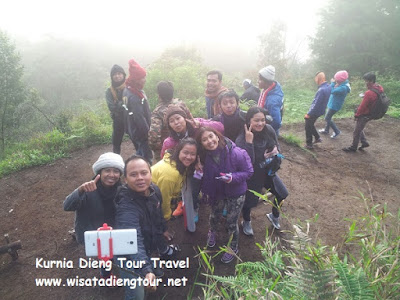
[
  {"xmin": 112, "ymin": 116, "xmax": 125, "ymax": 154},
  {"xmin": 305, "ymin": 115, "xmax": 320, "ymax": 146}
]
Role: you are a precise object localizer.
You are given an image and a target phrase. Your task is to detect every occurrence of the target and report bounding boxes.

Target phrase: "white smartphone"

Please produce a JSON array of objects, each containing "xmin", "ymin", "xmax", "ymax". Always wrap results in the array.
[{"xmin": 84, "ymin": 229, "xmax": 138, "ymax": 257}]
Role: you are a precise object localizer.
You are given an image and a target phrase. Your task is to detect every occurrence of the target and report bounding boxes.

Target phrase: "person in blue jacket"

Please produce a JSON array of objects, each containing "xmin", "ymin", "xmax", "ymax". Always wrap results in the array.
[
  {"xmin": 257, "ymin": 65, "xmax": 284, "ymax": 136},
  {"xmin": 304, "ymin": 72, "xmax": 332, "ymax": 149},
  {"xmin": 319, "ymin": 70, "xmax": 351, "ymax": 139}
]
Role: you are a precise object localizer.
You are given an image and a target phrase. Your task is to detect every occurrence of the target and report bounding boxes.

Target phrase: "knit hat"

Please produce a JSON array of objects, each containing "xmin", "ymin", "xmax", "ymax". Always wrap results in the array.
[
  {"xmin": 259, "ymin": 65, "xmax": 275, "ymax": 81},
  {"xmin": 164, "ymin": 104, "xmax": 188, "ymax": 125},
  {"xmin": 92, "ymin": 152, "xmax": 124, "ymax": 175},
  {"xmin": 334, "ymin": 70, "xmax": 348, "ymax": 83},
  {"xmin": 243, "ymin": 79, "xmax": 251, "ymax": 85},
  {"xmin": 110, "ymin": 64, "xmax": 126, "ymax": 79},
  {"xmin": 127, "ymin": 59, "xmax": 146, "ymax": 81}
]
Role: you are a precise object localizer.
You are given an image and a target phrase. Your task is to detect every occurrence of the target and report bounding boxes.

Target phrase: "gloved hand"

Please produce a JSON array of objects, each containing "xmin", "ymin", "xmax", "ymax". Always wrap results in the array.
[
  {"xmin": 215, "ymin": 172, "xmax": 232, "ymax": 183},
  {"xmin": 160, "ymin": 244, "xmax": 181, "ymax": 259}
]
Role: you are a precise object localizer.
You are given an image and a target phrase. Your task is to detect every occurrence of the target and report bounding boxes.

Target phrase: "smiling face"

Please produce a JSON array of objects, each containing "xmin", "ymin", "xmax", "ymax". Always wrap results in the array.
[
  {"xmin": 206, "ymin": 74, "xmax": 221, "ymax": 93},
  {"xmin": 220, "ymin": 96, "xmax": 238, "ymax": 116},
  {"xmin": 100, "ymin": 167, "xmax": 121, "ymax": 187},
  {"xmin": 168, "ymin": 113, "xmax": 187, "ymax": 134},
  {"xmin": 178, "ymin": 144, "xmax": 197, "ymax": 167},
  {"xmin": 201, "ymin": 130, "xmax": 219, "ymax": 151},
  {"xmin": 112, "ymin": 72, "xmax": 125, "ymax": 85},
  {"xmin": 249, "ymin": 112, "xmax": 266, "ymax": 132},
  {"xmin": 125, "ymin": 159, "xmax": 152, "ymax": 195}
]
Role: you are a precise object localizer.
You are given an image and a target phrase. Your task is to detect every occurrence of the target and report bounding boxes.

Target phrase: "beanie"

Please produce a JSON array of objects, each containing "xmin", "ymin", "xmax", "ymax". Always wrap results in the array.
[
  {"xmin": 164, "ymin": 104, "xmax": 188, "ymax": 125},
  {"xmin": 127, "ymin": 59, "xmax": 146, "ymax": 81},
  {"xmin": 259, "ymin": 65, "xmax": 275, "ymax": 81},
  {"xmin": 110, "ymin": 64, "xmax": 126, "ymax": 79},
  {"xmin": 92, "ymin": 152, "xmax": 124, "ymax": 175},
  {"xmin": 334, "ymin": 70, "xmax": 349, "ymax": 83}
]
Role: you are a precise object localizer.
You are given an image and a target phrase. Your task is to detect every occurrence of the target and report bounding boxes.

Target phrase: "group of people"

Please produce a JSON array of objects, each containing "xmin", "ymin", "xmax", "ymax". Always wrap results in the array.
[
  {"xmin": 64, "ymin": 57, "xmax": 384, "ymax": 299},
  {"xmin": 304, "ymin": 70, "xmax": 384, "ymax": 152}
]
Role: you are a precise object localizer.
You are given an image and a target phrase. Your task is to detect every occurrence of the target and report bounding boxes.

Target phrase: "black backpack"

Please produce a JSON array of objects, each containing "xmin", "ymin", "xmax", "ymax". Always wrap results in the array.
[{"xmin": 369, "ymin": 88, "xmax": 391, "ymax": 120}]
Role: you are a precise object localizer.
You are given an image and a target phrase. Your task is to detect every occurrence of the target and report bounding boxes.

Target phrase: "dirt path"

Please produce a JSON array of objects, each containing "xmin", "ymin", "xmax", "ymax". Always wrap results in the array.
[{"xmin": 0, "ymin": 117, "xmax": 399, "ymax": 300}]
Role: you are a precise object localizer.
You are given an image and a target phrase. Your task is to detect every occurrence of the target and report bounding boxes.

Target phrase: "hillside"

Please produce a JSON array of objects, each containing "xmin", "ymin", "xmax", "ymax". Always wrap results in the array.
[{"xmin": 0, "ymin": 117, "xmax": 399, "ymax": 300}]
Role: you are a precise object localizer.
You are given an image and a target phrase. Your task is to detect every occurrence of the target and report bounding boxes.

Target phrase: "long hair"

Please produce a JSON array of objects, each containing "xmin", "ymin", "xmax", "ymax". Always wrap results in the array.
[
  {"xmin": 170, "ymin": 138, "xmax": 198, "ymax": 176},
  {"xmin": 195, "ymin": 126, "xmax": 226, "ymax": 163}
]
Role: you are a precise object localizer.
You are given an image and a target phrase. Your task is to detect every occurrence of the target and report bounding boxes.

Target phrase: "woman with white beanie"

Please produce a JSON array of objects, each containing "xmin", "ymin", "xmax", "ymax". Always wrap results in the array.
[{"xmin": 63, "ymin": 152, "xmax": 124, "ymax": 245}]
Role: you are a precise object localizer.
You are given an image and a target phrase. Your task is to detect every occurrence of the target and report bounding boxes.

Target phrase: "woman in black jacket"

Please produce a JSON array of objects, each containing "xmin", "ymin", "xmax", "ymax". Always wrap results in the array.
[{"xmin": 236, "ymin": 106, "xmax": 289, "ymax": 234}]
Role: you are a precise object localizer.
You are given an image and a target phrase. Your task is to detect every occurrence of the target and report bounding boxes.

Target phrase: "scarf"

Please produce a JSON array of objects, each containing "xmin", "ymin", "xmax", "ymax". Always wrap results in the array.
[
  {"xmin": 96, "ymin": 179, "xmax": 121, "ymax": 226},
  {"xmin": 110, "ymin": 83, "xmax": 126, "ymax": 102},
  {"xmin": 205, "ymin": 86, "xmax": 228, "ymax": 116},
  {"xmin": 125, "ymin": 76, "xmax": 146, "ymax": 99},
  {"xmin": 220, "ymin": 109, "xmax": 242, "ymax": 141},
  {"xmin": 257, "ymin": 82, "xmax": 276, "ymax": 108}
]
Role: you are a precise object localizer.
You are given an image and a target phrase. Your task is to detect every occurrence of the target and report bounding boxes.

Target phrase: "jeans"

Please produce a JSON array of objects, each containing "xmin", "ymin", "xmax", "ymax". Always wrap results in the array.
[
  {"xmin": 112, "ymin": 116, "xmax": 125, "ymax": 154},
  {"xmin": 206, "ymin": 97, "xmax": 214, "ymax": 118},
  {"xmin": 120, "ymin": 267, "xmax": 145, "ymax": 300},
  {"xmin": 324, "ymin": 108, "xmax": 340, "ymax": 134},
  {"xmin": 305, "ymin": 115, "xmax": 320, "ymax": 145},
  {"xmin": 351, "ymin": 116, "xmax": 370, "ymax": 148},
  {"xmin": 132, "ymin": 140, "xmax": 153, "ymax": 165}
]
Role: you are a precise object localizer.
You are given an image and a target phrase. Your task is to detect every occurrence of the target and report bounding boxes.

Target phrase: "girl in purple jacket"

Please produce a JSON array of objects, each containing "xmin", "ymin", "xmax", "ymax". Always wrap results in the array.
[{"xmin": 196, "ymin": 127, "xmax": 253, "ymax": 263}]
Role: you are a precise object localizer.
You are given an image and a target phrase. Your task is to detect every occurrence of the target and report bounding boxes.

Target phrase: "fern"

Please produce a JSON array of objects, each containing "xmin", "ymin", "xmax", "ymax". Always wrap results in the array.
[{"xmin": 333, "ymin": 256, "xmax": 375, "ymax": 300}]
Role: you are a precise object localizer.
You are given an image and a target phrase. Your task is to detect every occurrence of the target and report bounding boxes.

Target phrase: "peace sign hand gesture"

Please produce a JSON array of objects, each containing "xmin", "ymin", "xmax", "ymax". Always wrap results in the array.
[
  {"xmin": 244, "ymin": 124, "xmax": 254, "ymax": 144},
  {"xmin": 78, "ymin": 174, "xmax": 100, "ymax": 195}
]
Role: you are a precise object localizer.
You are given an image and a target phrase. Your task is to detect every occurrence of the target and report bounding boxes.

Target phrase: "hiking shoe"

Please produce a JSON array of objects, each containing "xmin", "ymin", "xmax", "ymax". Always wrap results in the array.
[
  {"xmin": 207, "ymin": 230, "xmax": 216, "ymax": 248},
  {"xmin": 358, "ymin": 142, "xmax": 370, "ymax": 150},
  {"xmin": 342, "ymin": 146, "xmax": 357, "ymax": 152},
  {"xmin": 314, "ymin": 138, "xmax": 323, "ymax": 144},
  {"xmin": 242, "ymin": 221, "xmax": 254, "ymax": 236},
  {"xmin": 330, "ymin": 131, "xmax": 341, "ymax": 139},
  {"xmin": 221, "ymin": 248, "xmax": 238, "ymax": 264},
  {"xmin": 266, "ymin": 213, "xmax": 281, "ymax": 230},
  {"xmin": 318, "ymin": 129, "xmax": 329, "ymax": 134},
  {"xmin": 304, "ymin": 144, "xmax": 314, "ymax": 149},
  {"xmin": 172, "ymin": 201, "xmax": 183, "ymax": 217},
  {"xmin": 222, "ymin": 206, "xmax": 227, "ymax": 217}
]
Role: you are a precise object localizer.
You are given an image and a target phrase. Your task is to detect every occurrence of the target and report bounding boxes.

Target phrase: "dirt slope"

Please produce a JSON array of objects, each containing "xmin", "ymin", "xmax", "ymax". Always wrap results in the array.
[{"xmin": 0, "ymin": 117, "xmax": 399, "ymax": 300}]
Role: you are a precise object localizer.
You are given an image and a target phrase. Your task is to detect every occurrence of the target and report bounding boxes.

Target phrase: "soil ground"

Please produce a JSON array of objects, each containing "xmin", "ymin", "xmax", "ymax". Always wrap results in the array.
[{"xmin": 0, "ymin": 117, "xmax": 399, "ymax": 300}]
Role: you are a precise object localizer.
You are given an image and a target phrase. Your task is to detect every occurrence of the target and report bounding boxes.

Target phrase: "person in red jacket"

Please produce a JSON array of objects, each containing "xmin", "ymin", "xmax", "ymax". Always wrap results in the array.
[{"xmin": 342, "ymin": 72, "xmax": 384, "ymax": 152}]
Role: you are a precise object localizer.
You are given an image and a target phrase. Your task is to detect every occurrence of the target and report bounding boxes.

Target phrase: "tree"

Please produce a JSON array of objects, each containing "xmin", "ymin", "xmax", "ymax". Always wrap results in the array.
[
  {"xmin": 258, "ymin": 20, "xmax": 289, "ymax": 81},
  {"xmin": 310, "ymin": 0, "xmax": 400, "ymax": 77},
  {"xmin": 0, "ymin": 30, "xmax": 26, "ymax": 154}
]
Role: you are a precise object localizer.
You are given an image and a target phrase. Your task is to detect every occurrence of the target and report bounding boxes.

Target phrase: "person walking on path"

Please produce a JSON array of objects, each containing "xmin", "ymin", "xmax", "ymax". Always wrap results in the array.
[
  {"xmin": 196, "ymin": 127, "xmax": 253, "ymax": 263},
  {"xmin": 236, "ymin": 106, "xmax": 288, "ymax": 233},
  {"xmin": 304, "ymin": 72, "xmax": 332, "ymax": 149},
  {"xmin": 123, "ymin": 58, "xmax": 153, "ymax": 164},
  {"xmin": 342, "ymin": 72, "xmax": 383, "ymax": 152},
  {"xmin": 319, "ymin": 70, "xmax": 351, "ymax": 139},
  {"xmin": 105, "ymin": 64, "xmax": 127, "ymax": 154}
]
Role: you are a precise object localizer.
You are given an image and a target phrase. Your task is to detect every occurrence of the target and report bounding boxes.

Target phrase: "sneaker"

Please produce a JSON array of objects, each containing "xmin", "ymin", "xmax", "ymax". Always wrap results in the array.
[
  {"xmin": 330, "ymin": 131, "xmax": 341, "ymax": 139},
  {"xmin": 318, "ymin": 129, "xmax": 329, "ymax": 134},
  {"xmin": 314, "ymin": 138, "xmax": 323, "ymax": 144},
  {"xmin": 358, "ymin": 142, "xmax": 370, "ymax": 150},
  {"xmin": 207, "ymin": 230, "xmax": 216, "ymax": 248},
  {"xmin": 172, "ymin": 201, "xmax": 183, "ymax": 217},
  {"xmin": 266, "ymin": 213, "xmax": 281, "ymax": 230},
  {"xmin": 242, "ymin": 221, "xmax": 254, "ymax": 236},
  {"xmin": 304, "ymin": 144, "xmax": 314, "ymax": 149},
  {"xmin": 342, "ymin": 146, "xmax": 357, "ymax": 152},
  {"xmin": 221, "ymin": 248, "xmax": 238, "ymax": 264}
]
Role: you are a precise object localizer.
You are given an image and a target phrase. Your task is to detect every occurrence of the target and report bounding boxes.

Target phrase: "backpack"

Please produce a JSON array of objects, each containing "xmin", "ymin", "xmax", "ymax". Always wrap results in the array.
[{"xmin": 369, "ymin": 89, "xmax": 391, "ymax": 120}]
